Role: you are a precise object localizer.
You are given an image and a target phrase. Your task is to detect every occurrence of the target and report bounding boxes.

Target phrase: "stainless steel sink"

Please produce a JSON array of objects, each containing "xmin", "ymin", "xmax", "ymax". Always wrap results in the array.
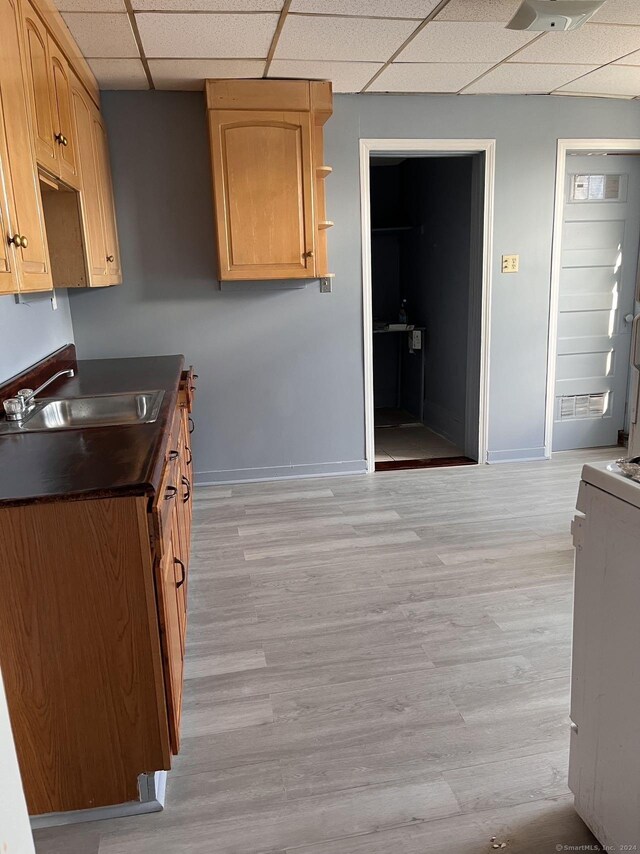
[{"xmin": 0, "ymin": 390, "xmax": 164, "ymax": 433}]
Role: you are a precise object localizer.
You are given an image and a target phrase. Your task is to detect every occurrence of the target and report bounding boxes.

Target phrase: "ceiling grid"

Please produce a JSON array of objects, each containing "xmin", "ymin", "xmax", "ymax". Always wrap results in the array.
[{"xmin": 53, "ymin": 0, "xmax": 640, "ymax": 97}]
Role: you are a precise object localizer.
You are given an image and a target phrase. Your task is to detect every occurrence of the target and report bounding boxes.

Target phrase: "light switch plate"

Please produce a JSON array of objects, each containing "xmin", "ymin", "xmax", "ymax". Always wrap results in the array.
[
  {"xmin": 502, "ymin": 254, "xmax": 519, "ymax": 273},
  {"xmin": 320, "ymin": 278, "xmax": 332, "ymax": 293}
]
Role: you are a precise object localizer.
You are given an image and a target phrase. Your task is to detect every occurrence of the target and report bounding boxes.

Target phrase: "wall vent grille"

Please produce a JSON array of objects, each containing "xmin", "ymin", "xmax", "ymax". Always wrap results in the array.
[{"xmin": 558, "ymin": 393, "xmax": 607, "ymax": 420}]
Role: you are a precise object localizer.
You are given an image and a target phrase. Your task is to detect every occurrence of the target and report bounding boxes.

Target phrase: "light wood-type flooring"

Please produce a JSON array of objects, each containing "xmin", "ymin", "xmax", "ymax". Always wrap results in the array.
[{"xmin": 33, "ymin": 449, "xmax": 614, "ymax": 854}]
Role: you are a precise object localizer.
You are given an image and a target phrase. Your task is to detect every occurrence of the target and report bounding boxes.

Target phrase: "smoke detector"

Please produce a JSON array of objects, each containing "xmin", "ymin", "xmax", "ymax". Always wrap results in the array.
[{"xmin": 506, "ymin": 0, "xmax": 606, "ymax": 32}]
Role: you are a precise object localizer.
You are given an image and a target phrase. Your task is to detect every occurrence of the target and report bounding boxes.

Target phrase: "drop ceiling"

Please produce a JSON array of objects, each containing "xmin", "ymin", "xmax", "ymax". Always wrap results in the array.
[{"xmin": 53, "ymin": 0, "xmax": 640, "ymax": 98}]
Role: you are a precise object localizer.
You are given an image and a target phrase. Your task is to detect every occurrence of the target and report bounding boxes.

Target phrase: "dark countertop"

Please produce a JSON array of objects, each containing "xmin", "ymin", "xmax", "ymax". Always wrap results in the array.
[{"xmin": 0, "ymin": 354, "xmax": 184, "ymax": 506}]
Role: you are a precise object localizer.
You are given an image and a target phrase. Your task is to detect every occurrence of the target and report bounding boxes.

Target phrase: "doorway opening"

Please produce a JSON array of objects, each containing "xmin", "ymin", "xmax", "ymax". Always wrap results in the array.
[
  {"xmin": 360, "ymin": 140, "xmax": 494, "ymax": 474},
  {"xmin": 546, "ymin": 140, "xmax": 640, "ymax": 456}
]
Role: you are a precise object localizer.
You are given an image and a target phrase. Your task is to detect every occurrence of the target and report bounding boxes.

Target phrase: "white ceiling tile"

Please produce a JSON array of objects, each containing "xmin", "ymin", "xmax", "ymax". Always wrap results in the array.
[
  {"xmin": 268, "ymin": 59, "xmax": 382, "ymax": 92},
  {"xmin": 288, "ymin": 0, "xmax": 440, "ymax": 18},
  {"xmin": 591, "ymin": 0, "xmax": 640, "ymax": 25},
  {"xmin": 557, "ymin": 64, "xmax": 640, "ymax": 97},
  {"xmin": 369, "ymin": 61, "xmax": 491, "ymax": 91},
  {"xmin": 54, "ymin": 0, "xmax": 125, "ymax": 10},
  {"xmin": 512, "ymin": 23, "xmax": 640, "ymax": 64},
  {"xmin": 435, "ymin": 0, "xmax": 521, "ymax": 21},
  {"xmin": 398, "ymin": 21, "xmax": 536, "ymax": 63},
  {"xmin": 463, "ymin": 62, "xmax": 599, "ymax": 94},
  {"xmin": 88, "ymin": 58, "xmax": 149, "ymax": 89},
  {"xmin": 133, "ymin": 0, "xmax": 281, "ymax": 9},
  {"xmin": 136, "ymin": 12, "xmax": 278, "ymax": 57},
  {"xmin": 274, "ymin": 15, "xmax": 417, "ymax": 62},
  {"xmin": 60, "ymin": 12, "xmax": 139, "ymax": 57},
  {"xmin": 149, "ymin": 58, "xmax": 264, "ymax": 88}
]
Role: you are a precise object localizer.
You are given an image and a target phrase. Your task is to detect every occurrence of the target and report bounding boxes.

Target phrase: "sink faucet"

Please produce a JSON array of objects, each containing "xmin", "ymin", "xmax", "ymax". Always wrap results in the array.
[{"xmin": 3, "ymin": 368, "xmax": 75, "ymax": 421}]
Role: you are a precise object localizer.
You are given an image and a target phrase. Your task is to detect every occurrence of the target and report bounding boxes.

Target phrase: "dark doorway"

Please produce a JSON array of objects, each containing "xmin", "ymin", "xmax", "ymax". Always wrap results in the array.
[{"xmin": 370, "ymin": 155, "xmax": 483, "ymax": 471}]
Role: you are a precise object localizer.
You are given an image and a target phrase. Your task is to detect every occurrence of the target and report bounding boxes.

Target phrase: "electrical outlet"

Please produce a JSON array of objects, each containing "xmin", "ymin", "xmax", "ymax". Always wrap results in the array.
[
  {"xmin": 320, "ymin": 277, "xmax": 332, "ymax": 293},
  {"xmin": 502, "ymin": 254, "xmax": 519, "ymax": 273}
]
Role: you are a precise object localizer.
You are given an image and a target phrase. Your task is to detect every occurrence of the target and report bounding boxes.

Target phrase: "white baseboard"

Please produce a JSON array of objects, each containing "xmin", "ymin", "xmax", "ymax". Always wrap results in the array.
[
  {"xmin": 486, "ymin": 447, "xmax": 548, "ymax": 464},
  {"xmin": 30, "ymin": 771, "xmax": 167, "ymax": 829},
  {"xmin": 195, "ymin": 460, "xmax": 367, "ymax": 485}
]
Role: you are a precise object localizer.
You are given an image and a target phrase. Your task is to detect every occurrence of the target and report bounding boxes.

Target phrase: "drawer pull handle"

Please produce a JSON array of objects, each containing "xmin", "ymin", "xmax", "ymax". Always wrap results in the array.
[
  {"xmin": 189, "ymin": 416, "xmax": 195, "ymax": 434},
  {"xmin": 175, "ymin": 557, "xmax": 186, "ymax": 588},
  {"xmin": 164, "ymin": 485, "xmax": 177, "ymax": 500},
  {"xmin": 182, "ymin": 474, "xmax": 191, "ymax": 503},
  {"xmin": 168, "ymin": 449, "xmax": 179, "ymax": 461},
  {"xmin": 186, "ymin": 446, "xmax": 192, "ymax": 466}
]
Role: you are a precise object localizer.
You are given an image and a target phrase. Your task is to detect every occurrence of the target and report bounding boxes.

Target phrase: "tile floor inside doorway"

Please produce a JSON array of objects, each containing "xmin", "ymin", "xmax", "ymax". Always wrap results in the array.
[
  {"xmin": 374, "ymin": 409, "xmax": 465, "ymax": 464},
  {"xmin": 33, "ymin": 448, "xmax": 615, "ymax": 854}
]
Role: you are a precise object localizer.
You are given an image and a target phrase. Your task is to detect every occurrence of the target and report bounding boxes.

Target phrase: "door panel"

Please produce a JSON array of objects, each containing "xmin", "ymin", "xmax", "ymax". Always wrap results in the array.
[
  {"xmin": 93, "ymin": 115, "xmax": 121, "ymax": 279},
  {"xmin": 0, "ymin": 88, "xmax": 18, "ymax": 293},
  {"xmin": 156, "ymin": 532, "xmax": 183, "ymax": 755},
  {"xmin": 49, "ymin": 38, "xmax": 77, "ymax": 187},
  {"xmin": 553, "ymin": 156, "xmax": 640, "ymax": 451},
  {"xmin": 70, "ymin": 83, "xmax": 108, "ymax": 281},
  {"xmin": 210, "ymin": 110, "xmax": 315, "ymax": 280},
  {"xmin": 0, "ymin": 0, "xmax": 51, "ymax": 291},
  {"xmin": 22, "ymin": 2, "xmax": 56, "ymax": 171}
]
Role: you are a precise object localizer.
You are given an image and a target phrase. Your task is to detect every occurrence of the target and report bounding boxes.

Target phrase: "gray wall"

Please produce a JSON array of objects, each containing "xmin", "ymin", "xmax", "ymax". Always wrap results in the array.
[
  {"xmin": 69, "ymin": 90, "xmax": 640, "ymax": 479},
  {"xmin": 0, "ymin": 291, "xmax": 73, "ymax": 383},
  {"xmin": 69, "ymin": 92, "xmax": 363, "ymax": 482}
]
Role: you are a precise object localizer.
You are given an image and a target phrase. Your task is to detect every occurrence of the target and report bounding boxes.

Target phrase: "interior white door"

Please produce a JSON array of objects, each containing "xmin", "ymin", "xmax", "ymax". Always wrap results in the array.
[{"xmin": 553, "ymin": 155, "xmax": 640, "ymax": 451}]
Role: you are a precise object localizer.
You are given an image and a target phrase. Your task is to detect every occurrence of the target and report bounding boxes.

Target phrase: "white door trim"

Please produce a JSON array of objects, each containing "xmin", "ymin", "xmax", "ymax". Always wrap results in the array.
[
  {"xmin": 545, "ymin": 138, "xmax": 640, "ymax": 457},
  {"xmin": 359, "ymin": 138, "xmax": 496, "ymax": 473}
]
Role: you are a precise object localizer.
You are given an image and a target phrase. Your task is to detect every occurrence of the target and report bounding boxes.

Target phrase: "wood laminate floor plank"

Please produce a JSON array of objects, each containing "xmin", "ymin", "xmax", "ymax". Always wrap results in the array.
[{"xmin": 32, "ymin": 448, "xmax": 613, "ymax": 854}]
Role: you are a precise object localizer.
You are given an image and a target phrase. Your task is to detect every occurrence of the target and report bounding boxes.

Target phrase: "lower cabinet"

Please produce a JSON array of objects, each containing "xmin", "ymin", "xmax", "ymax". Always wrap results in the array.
[
  {"xmin": 0, "ymin": 370, "xmax": 195, "ymax": 816},
  {"xmin": 151, "ymin": 393, "xmax": 193, "ymax": 755}
]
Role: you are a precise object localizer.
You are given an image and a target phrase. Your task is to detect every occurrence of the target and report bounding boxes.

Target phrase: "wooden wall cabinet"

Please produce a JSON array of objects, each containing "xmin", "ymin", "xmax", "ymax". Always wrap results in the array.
[
  {"xmin": 0, "ymin": 370, "xmax": 196, "ymax": 815},
  {"xmin": 206, "ymin": 79, "xmax": 333, "ymax": 282},
  {"xmin": 0, "ymin": 0, "xmax": 52, "ymax": 295},
  {"xmin": 65, "ymin": 74, "xmax": 121, "ymax": 286},
  {"xmin": 0, "ymin": 0, "xmax": 121, "ymax": 294}
]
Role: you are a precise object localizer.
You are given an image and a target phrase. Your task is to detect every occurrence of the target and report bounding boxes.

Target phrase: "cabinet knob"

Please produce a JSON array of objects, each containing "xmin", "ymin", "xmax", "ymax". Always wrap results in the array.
[
  {"xmin": 8, "ymin": 234, "xmax": 21, "ymax": 247},
  {"xmin": 19, "ymin": 236, "xmax": 28, "ymax": 249},
  {"xmin": 62, "ymin": 136, "xmax": 68, "ymax": 147},
  {"xmin": 54, "ymin": 132, "xmax": 64, "ymax": 145},
  {"xmin": 303, "ymin": 251, "xmax": 314, "ymax": 258},
  {"xmin": 106, "ymin": 254, "xmax": 114, "ymax": 263}
]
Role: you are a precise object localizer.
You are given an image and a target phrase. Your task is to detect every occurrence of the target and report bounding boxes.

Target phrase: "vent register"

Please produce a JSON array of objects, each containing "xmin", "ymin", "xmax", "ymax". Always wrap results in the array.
[{"xmin": 557, "ymin": 394, "xmax": 608, "ymax": 421}]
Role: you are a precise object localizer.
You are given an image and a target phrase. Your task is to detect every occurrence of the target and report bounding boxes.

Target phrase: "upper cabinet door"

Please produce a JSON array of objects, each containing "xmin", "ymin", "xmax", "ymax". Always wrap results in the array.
[
  {"xmin": 0, "ymin": 100, "xmax": 19, "ymax": 295},
  {"xmin": 209, "ymin": 110, "xmax": 316, "ymax": 281},
  {"xmin": 0, "ymin": 0, "xmax": 51, "ymax": 292},
  {"xmin": 70, "ymin": 81, "xmax": 108, "ymax": 283},
  {"xmin": 48, "ymin": 37, "xmax": 78, "ymax": 187},
  {"xmin": 21, "ymin": 1, "xmax": 56, "ymax": 171},
  {"xmin": 93, "ymin": 114, "xmax": 121, "ymax": 280}
]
